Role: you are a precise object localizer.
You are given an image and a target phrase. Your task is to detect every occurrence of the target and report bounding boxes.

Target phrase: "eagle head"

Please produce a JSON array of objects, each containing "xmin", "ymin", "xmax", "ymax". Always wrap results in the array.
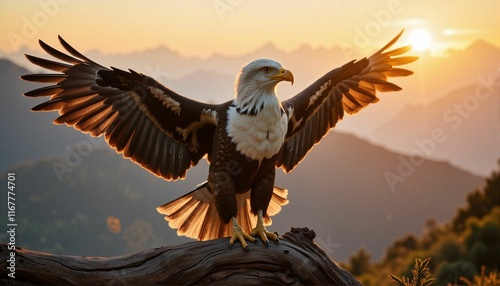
[{"xmin": 234, "ymin": 59, "xmax": 294, "ymax": 110}]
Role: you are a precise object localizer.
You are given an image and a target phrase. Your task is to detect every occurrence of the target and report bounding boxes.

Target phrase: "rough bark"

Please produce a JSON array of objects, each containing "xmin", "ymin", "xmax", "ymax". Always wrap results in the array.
[{"xmin": 0, "ymin": 227, "xmax": 361, "ymax": 285}]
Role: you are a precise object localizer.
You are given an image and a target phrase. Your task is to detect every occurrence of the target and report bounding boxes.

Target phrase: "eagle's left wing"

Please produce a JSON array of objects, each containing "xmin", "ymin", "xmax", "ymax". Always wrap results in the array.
[
  {"xmin": 21, "ymin": 36, "xmax": 220, "ymax": 181},
  {"xmin": 277, "ymin": 30, "xmax": 417, "ymax": 172}
]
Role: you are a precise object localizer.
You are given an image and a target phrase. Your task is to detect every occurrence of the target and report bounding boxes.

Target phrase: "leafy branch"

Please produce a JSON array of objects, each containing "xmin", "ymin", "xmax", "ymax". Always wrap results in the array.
[
  {"xmin": 390, "ymin": 257, "xmax": 435, "ymax": 286},
  {"xmin": 460, "ymin": 266, "xmax": 500, "ymax": 286}
]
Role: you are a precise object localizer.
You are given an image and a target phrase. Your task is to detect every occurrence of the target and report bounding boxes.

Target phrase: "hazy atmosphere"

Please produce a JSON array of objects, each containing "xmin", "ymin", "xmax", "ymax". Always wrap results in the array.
[{"xmin": 1, "ymin": 1, "xmax": 499, "ymax": 284}]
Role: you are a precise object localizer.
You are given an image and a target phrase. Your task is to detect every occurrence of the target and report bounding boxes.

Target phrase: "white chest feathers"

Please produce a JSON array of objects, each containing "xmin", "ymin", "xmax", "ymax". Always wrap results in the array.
[{"xmin": 226, "ymin": 103, "xmax": 288, "ymax": 162}]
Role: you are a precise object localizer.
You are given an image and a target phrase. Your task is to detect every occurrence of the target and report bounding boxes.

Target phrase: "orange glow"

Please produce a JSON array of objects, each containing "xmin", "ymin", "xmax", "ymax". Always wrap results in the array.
[
  {"xmin": 409, "ymin": 29, "xmax": 432, "ymax": 51},
  {"xmin": 107, "ymin": 216, "xmax": 122, "ymax": 234},
  {"xmin": 0, "ymin": 1, "xmax": 498, "ymax": 57}
]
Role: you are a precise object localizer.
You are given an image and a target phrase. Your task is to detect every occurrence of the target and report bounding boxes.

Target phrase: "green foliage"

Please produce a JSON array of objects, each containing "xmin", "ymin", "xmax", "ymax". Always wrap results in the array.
[
  {"xmin": 383, "ymin": 234, "xmax": 420, "ymax": 264},
  {"xmin": 464, "ymin": 207, "xmax": 500, "ymax": 272},
  {"xmin": 433, "ymin": 235, "xmax": 461, "ymax": 263},
  {"xmin": 349, "ymin": 247, "xmax": 372, "ymax": 276},
  {"xmin": 452, "ymin": 164, "xmax": 500, "ymax": 233},
  {"xmin": 390, "ymin": 257, "xmax": 435, "ymax": 286},
  {"xmin": 347, "ymin": 162, "xmax": 500, "ymax": 285},
  {"xmin": 432, "ymin": 207, "xmax": 500, "ymax": 284},
  {"xmin": 460, "ymin": 266, "xmax": 500, "ymax": 286},
  {"xmin": 436, "ymin": 259, "xmax": 477, "ymax": 285}
]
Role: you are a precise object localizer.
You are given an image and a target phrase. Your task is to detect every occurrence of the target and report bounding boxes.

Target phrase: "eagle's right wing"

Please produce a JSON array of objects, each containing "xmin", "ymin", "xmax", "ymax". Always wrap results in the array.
[
  {"xmin": 21, "ymin": 36, "xmax": 221, "ymax": 180},
  {"xmin": 277, "ymin": 30, "xmax": 418, "ymax": 172}
]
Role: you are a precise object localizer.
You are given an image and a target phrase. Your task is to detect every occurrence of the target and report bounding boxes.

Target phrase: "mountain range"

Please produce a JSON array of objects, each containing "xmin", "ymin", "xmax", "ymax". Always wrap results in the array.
[
  {"xmin": 0, "ymin": 132, "xmax": 483, "ymax": 261},
  {"xmin": 2, "ymin": 38, "xmax": 498, "ymax": 176},
  {"xmin": 370, "ymin": 82, "xmax": 499, "ymax": 175},
  {"xmin": 0, "ymin": 59, "xmax": 96, "ymax": 172},
  {"xmin": 0, "ymin": 40, "xmax": 497, "ymax": 261}
]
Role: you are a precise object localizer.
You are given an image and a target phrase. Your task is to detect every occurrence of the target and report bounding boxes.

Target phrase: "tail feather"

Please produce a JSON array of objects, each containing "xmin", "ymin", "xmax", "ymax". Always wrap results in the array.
[
  {"xmin": 156, "ymin": 182, "xmax": 289, "ymax": 241},
  {"xmin": 267, "ymin": 186, "xmax": 289, "ymax": 217},
  {"xmin": 200, "ymin": 200, "xmax": 230, "ymax": 240}
]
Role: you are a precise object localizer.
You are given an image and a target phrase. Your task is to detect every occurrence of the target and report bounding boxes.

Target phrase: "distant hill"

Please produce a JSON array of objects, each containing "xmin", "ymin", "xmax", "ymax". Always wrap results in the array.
[
  {"xmin": 369, "ymin": 83, "xmax": 500, "ymax": 176},
  {"xmin": 0, "ymin": 59, "xmax": 235, "ymax": 171},
  {"xmin": 0, "ymin": 41, "xmax": 494, "ymax": 260},
  {"xmin": 401, "ymin": 40, "xmax": 500, "ymax": 104},
  {"xmin": 8, "ymin": 38, "xmax": 500, "ymax": 105},
  {"xmin": 0, "ymin": 131, "xmax": 483, "ymax": 261},
  {"xmin": 4, "ymin": 39, "xmax": 499, "ymax": 176},
  {"xmin": 0, "ymin": 148, "xmax": 195, "ymax": 257},
  {"xmin": 0, "ymin": 59, "xmax": 97, "ymax": 172},
  {"xmin": 167, "ymin": 70, "xmax": 234, "ymax": 104},
  {"xmin": 274, "ymin": 132, "xmax": 484, "ymax": 260}
]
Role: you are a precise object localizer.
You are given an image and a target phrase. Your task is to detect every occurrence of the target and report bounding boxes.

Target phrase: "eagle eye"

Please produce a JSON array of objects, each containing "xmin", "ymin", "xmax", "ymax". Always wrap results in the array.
[{"xmin": 261, "ymin": 67, "xmax": 273, "ymax": 74}]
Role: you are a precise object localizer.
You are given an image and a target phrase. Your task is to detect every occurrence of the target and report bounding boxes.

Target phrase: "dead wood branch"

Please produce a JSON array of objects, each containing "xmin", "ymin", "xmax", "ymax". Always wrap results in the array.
[{"xmin": 0, "ymin": 227, "xmax": 361, "ymax": 285}]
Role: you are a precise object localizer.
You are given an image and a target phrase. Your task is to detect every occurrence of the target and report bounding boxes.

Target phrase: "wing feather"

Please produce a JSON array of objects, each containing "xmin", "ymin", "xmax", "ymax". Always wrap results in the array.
[
  {"xmin": 25, "ymin": 54, "xmax": 71, "ymax": 72},
  {"xmin": 76, "ymin": 104, "xmax": 112, "ymax": 131},
  {"xmin": 21, "ymin": 36, "xmax": 220, "ymax": 180},
  {"xmin": 278, "ymin": 30, "xmax": 417, "ymax": 172}
]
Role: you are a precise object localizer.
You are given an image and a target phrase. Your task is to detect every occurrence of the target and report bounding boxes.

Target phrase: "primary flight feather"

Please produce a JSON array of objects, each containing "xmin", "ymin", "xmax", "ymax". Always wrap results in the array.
[{"xmin": 21, "ymin": 30, "xmax": 417, "ymax": 250}]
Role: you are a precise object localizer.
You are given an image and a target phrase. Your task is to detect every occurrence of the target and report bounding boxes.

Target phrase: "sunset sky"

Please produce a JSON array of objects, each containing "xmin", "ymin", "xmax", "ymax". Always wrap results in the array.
[
  {"xmin": 0, "ymin": 1, "xmax": 498, "ymax": 262},
  {"xmin": 1, "ymin": 1, "xmax": 499, "ymax": 58}
]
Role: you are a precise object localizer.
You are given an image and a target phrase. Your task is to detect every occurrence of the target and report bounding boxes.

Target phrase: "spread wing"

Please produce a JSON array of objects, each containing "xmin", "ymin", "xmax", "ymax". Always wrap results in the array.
[
  {"xmin": 277, "ymin": 30, "xmax": 418, "ymax": 172},
  {"xmin": 21, "ymin": 36, "xmax": 220, "ymax": 180}
]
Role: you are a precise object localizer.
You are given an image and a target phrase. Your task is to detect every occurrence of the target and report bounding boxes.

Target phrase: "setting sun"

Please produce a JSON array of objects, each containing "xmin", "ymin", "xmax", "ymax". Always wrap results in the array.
[{"xmin": 409, "ymin": 29, "xmax": 432, "ymax": 51}]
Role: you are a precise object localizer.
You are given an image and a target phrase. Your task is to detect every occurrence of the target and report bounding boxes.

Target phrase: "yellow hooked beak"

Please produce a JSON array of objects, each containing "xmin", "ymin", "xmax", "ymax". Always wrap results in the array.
[{"xmin": 269, "ymin": 68, "xmax": 294, "ymax": 85}]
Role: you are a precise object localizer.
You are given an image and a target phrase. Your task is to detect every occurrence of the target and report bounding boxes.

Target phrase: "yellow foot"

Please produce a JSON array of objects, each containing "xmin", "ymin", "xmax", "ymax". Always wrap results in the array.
[
  {"xmin": 229, "ymin": 218, "xmax": 256, "ymax": 251},
  {"xmin": 251, "ymin": 224, "xmax": 279, "ymax": 247}
]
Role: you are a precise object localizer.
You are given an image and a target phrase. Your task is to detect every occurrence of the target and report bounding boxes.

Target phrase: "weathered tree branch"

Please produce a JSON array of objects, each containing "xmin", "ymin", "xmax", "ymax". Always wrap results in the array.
[{"xmin": 1, "ymin": 227, "xmax": 361, "ymax": 285}]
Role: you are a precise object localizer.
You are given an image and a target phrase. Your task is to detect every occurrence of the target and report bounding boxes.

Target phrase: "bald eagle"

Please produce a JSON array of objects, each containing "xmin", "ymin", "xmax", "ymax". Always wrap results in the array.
[{"xmin": 21, "ymin": 31, "xmax": 417, "ymax": 250}]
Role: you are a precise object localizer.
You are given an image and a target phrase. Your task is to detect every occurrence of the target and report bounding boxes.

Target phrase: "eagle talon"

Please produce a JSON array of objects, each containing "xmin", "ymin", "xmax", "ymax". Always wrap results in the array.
[
  {"xmin": 251, "ymin": 210, "xmax": 279, "ymax": 247},
  {"xmin": 229, "ymin": 218, "xmax": 256, "ymax": 251},
  {"xmin": 251, "ymin": 225, "xmax": 278, "ymax": 246}
]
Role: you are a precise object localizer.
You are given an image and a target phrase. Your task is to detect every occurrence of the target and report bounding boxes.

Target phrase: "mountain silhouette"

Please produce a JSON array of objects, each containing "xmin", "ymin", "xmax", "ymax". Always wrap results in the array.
[
  {"xmin": 0, "ymin": 59, "xmax": 98, "ymax": 172},
  {"xmin": 0, "ymin": 131, "xmax": 482, "ymax": 261},
  {"xmin": 4, "ymin": 40, "xmax": 498, "ymax": 175},
  {"xmin": 370, "ymin": 83, "xmax": 500, "ymax": 176},
  {"xmin": 0, "ymin": 41, "xmax": 495, "ymax": 261}
]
